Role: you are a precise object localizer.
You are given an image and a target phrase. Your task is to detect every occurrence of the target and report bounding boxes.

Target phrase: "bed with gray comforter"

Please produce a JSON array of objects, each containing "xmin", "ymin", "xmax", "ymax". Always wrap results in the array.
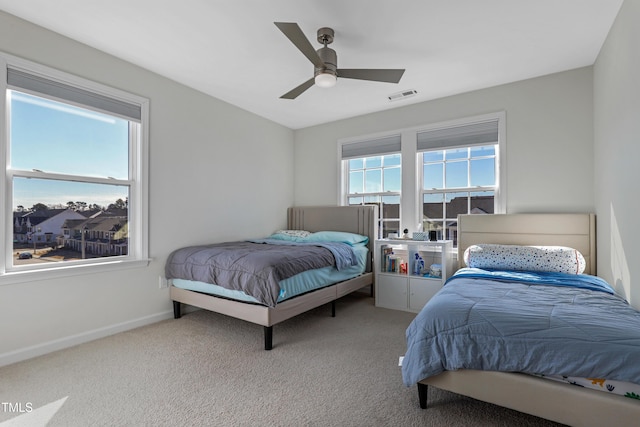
[{"xmin": 165, "ymin": 239, "xmax": 358, "ymax": 308}]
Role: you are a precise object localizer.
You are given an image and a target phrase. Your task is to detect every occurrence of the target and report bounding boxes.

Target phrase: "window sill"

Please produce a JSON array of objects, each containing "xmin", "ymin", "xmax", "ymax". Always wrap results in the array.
[{"xmin": 0, "ymin": 258, "xmax": 151, "ymax": 286}]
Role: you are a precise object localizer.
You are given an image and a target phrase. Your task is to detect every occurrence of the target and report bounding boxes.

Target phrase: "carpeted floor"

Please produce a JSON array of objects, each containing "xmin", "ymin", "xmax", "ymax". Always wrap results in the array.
[{"xmin": 0, "ymin": 292, "xmax": 564, "ymax": 426}]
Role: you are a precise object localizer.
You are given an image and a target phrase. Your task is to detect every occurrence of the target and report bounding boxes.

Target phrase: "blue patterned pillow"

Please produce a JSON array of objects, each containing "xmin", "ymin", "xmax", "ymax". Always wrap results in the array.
[
  {"xmin": 463, "ymin": 244, "xmax": 586, "ymax": 274},
  {"xmin": 268, "ymin": 229, "xmax": 312, "ymax": 241}
]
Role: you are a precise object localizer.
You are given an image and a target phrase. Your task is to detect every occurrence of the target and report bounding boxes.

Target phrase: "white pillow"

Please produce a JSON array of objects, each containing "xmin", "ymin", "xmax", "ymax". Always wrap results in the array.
[{"xmin": 463, "ymin": 244, "xmax": 586, "ymax": 274}]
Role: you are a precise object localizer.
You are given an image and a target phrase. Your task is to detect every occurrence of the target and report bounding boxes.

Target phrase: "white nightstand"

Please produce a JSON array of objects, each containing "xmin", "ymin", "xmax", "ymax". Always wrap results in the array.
[{"xmin": 374, "ymin": 239, "xmax": 453, "ymax": 312}]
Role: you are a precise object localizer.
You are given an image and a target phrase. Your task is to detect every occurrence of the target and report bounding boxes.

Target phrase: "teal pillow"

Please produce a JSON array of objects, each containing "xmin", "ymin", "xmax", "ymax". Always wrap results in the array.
[{"xmin": 304, "ymin": 231, "xmax": 369, "ymax": 246}]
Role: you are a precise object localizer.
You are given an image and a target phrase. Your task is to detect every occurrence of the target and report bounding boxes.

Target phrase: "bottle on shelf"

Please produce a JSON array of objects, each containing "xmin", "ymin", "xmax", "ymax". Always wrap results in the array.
[{"xmin": 413, "ymin": 253, "xmax": 424, "ymax": 276}]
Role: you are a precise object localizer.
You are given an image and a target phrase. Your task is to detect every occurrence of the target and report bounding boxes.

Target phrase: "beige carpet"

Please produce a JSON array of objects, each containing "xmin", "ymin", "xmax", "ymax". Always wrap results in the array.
[{"xmin": 0, "ymin": 292, "xmax": 563, "ymax": 426}]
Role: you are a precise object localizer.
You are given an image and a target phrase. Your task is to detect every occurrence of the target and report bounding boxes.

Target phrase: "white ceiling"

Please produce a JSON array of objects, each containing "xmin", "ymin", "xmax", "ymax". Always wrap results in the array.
[{"xmin": 0, "ymin": 1, "xmax": 624, "ymax": 129}]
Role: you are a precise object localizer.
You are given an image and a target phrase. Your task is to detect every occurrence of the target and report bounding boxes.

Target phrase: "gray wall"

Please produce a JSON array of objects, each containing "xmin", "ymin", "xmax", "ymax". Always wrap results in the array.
[
  {"xmin": 0, "ymin": 11, "xmax": 294, "ymax": 364},
  {"xmin": 293, "ymin": 68, "xmax": 594, "ymax": 216},
  {"xmin": 293, "ymin": 68, "xmax": 595, "ymax": 220},
  {"xmin": 594, "ymin": 0, "xmax": 640, "ymax": 307}
]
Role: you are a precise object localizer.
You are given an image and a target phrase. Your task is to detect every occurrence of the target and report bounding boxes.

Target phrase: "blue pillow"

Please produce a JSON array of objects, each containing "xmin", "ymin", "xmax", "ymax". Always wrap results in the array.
[{"xmin": 304, "ymin": 231, "xmax": 369, "ymax": 246}]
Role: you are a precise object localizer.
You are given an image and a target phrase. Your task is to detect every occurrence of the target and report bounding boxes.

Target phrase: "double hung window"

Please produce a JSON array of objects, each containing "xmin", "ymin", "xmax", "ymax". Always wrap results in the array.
[
  {"xmin": 418, "ymin": 120, "xmax": 499, "ymax": 245},
  {"xmin": 342, "ymin": 135, "xmax": 401, "ymax": 237},
  {"xmin": 1, "ymin": 54, "xmax": 149, "ymax": 280}
]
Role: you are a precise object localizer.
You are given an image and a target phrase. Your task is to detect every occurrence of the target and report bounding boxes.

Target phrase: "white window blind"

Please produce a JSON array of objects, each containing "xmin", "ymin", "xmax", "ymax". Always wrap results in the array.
[
  {"xmin": 417, "ymin": 120, "xmax": 498, "ymax": 151},
  {"xmin": 7, "ymin": 67, "xmax": 141, "ymax": 121},
  {"xmin": 341, "ymin": 135, "xmax": 401, "ymax": 159}
]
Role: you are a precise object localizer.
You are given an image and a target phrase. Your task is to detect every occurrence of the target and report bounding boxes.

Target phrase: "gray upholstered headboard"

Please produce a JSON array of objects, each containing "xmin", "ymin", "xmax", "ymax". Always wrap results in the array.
[
  {"xmin": 457, "ymin": 213, "xmax": 596, "ymax": 275},
  {"xmin": 287, "ymin": 205, "xmax": 378, "ymax": 272}
]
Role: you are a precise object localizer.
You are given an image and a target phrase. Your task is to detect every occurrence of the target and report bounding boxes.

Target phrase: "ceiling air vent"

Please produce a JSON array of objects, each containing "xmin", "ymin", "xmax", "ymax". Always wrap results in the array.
[{"xmin": 388, "ymin": 89, "xmax": 417, "ymax": 102}]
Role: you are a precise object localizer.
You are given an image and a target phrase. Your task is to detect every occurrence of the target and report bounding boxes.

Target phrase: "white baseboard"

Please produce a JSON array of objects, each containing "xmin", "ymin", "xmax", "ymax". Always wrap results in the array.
[{"xmin": 0, "ymin": 310, "xmax": 174, "ymax": 368}]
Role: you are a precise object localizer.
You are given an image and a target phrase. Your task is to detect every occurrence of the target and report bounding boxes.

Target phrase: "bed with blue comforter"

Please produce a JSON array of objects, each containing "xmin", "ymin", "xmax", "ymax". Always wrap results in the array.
[{"xmin": 402, "ymin": 268, "xmax": 640, "ymax": 389}]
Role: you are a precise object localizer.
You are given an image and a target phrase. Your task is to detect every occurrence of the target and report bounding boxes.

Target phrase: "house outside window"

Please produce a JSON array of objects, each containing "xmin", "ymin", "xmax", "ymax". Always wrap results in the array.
[
  {"xmin": 340, "ymin": 113, "xmax": 505, "ymax": 246},
  {"xmin": 1, "ymin": 53, "xmax": 149, "ymax": 281}
]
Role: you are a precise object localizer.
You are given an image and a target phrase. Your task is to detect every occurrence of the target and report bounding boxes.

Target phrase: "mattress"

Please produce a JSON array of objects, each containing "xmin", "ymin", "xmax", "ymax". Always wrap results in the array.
[{"xmin": 171, "ymin": 245, "xmax": 369, "ymax": 305}]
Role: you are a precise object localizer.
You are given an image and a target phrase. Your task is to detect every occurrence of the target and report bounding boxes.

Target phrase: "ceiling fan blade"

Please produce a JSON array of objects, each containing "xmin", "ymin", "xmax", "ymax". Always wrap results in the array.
[
  {"xmin": 337, "ymin": 69, "xmax": 405, "ymax": 83},
  {"xmin": 274, "ymin": 22, "xmax": 325, "ymax": 69},
  {"xmin": 280, "ymin": 77, "xmax": 315, "ymax": 99}
]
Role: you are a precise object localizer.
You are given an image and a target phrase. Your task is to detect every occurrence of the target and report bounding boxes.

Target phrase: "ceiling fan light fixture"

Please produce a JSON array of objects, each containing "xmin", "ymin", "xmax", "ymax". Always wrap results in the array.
[
  {"xmin": 274, "ymin": 22, "xmax": 404, "ymax": 99},
  {"xmin": 315, "ymin": 72, "xmax": 337, "ymax": 88}
]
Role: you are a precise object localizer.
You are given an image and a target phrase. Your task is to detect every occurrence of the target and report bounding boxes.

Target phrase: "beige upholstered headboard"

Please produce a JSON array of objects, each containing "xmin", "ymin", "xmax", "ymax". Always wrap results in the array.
[
  {"xmin": 457, "ymin": 213, "xmax": 596, "ymax": 275},
  {"xmin": 287, "ymin": 205, "xmax": 379, "ymax": 272}
]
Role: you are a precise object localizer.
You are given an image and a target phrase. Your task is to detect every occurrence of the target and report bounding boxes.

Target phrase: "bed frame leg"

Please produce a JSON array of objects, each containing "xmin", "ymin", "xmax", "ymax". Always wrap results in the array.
[
  {"xmin": 331, "ymin": 300, "xmax": 336, "ymax": 317},
  {"xmin": 264, "ymin": 326, "xmax": 273, "ymax": 350},
  {"xmin": 418, "ymin": 383, "xmax": 428, "ymax": 409},
  {"xmin": 173, "ymin": 301, "xmax": 181, "ymax": 319}
]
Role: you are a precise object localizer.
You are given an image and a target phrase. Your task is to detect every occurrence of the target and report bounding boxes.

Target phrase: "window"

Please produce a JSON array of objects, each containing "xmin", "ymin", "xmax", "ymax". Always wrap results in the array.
[
  {"xmin": 340, "ymin": 114, "xmax": 504, "ymax": 245},
  {"xmin": 418, "ymin": 120, "xmax": 500, "ymax": 245},
  {"xmin": 341, "ymin": 135, "xmax": 401, "ymax": 237},
  {"xmin": 1, "ymin": 54, "xmax": 149, "ymax": 280}
]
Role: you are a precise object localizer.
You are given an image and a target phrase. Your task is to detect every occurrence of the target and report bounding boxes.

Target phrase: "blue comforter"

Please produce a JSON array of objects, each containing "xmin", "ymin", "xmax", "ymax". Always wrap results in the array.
[{"xmin": 402, "ymin": 268, "xmax": 640, "ymax": 386}]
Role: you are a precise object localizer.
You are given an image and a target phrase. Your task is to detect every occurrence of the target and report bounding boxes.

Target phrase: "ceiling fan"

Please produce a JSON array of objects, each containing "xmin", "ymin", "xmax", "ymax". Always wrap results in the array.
[{"xmin": 274, "ymin": 22, "xmax": 405, "ymax": 99}]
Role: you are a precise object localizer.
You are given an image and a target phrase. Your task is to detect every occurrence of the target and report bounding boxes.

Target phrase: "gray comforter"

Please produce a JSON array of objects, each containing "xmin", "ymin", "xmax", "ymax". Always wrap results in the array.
[
  {"xmin": 402, "ymin": 268, "xmax": 640, "ymax": 386},
  {"xmin": 165, "ymin": 239, "xmax": 357, "ymax": 307}
]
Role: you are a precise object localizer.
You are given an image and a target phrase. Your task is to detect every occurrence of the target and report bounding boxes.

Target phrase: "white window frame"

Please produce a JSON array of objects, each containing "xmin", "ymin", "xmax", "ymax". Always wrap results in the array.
[
  {"xmin": 416, "ymin": 113, "xmax": 506, "ymax": 221},
  {"xmin": 344, "ymin": 153, "xmax": 402, "ymax": 236},
  {"xmin": 338, "ymin": 132, "xmax": 403, "ymax": 238},
  {"xmin": 0, "ymin": 52, "xmax": 150, "ymax": 285},
  {"xmin": 338, "ymin": 112, "xmax": 506, "ymax": 237},
  {"xmin": 419, "ymin": 145, "xmax": 498, "ymax": 243},
  {"xmin": 417, "ymin": 115, "xmax": 504, "ymax": 245}
]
